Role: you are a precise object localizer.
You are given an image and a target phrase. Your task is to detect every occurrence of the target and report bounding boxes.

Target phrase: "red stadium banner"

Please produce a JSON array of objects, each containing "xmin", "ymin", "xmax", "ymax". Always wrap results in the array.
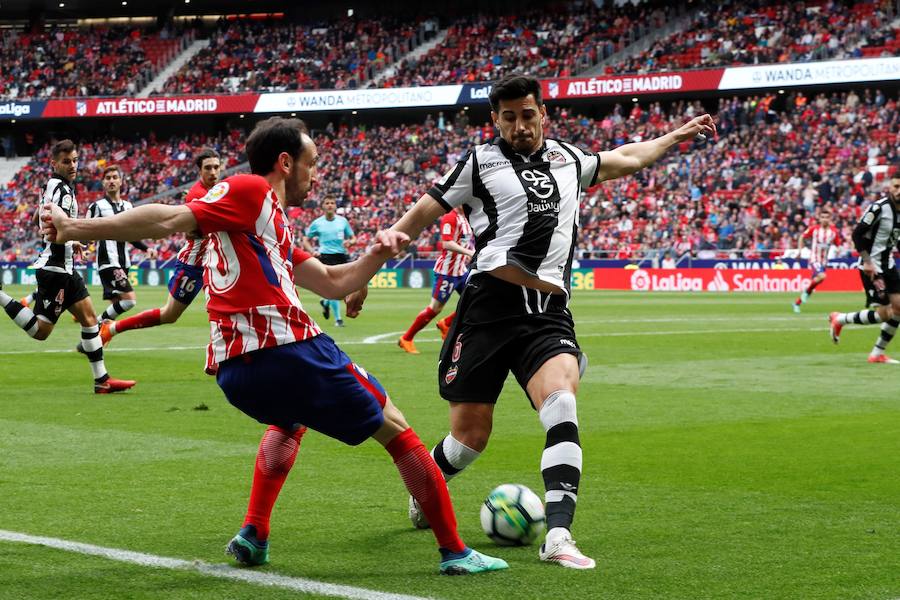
[
  {"xmin": 592, "ymin": 268, "xmax": 863, "ymax": 292},
  {"xmin": 41, "ymin": 94, "xmax": 261, "ymax": 118},
  {"xmin": 543, "ymin": 69, "xmax": 726, "ymax": 100}
]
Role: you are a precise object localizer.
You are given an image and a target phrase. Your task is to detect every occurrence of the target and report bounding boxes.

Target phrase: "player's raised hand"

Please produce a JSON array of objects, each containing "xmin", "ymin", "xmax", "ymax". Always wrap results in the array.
[
  {"xmin": 370, "ymin": 229, "xmax": 410, "ymax": 256},
  {"xmin": 40, "ymin": 203, "xmax": 69, "ymax": 242},
  {"xmin": 674, "ymin": 114, "xmax": 717, "ymax": 143},
  {"xmin": 344, "ymin": 287, "xmax": 368, "ymax": 318}
]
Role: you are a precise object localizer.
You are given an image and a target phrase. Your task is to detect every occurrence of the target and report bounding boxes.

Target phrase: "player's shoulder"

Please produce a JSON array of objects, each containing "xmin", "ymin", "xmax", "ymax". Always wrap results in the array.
[{"xmin": 194, "ymin": 174, "xmax": 271, "ymax": 204}]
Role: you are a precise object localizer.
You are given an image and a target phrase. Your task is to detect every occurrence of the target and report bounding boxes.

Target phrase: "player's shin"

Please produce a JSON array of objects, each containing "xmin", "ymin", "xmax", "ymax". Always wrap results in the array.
[
  {"xmin": 81, "ymin": 325, "xmax": 108, "ymax": 382},
  {"xmin": 431, "ymin": 434, "xmax": 480, "ymax": 481},
  {"xmin": 1, "ymin": 292, "xmax": 40, "ymax": 337},
  {"xmin": 101, "ymin": 298, "xmax": 136, "ymax": 322},
  {"xmin": 838, "ymin": 310, "xmax": 884, "ymax": 325},
  {"xmin": 110, "ymin": 307, "xmax": 161, "ymax": 335},
  {"xmin": 243, "ymin": 425, "xmax": 305, "ymax": 541},
  {"xmin": 386, "ymin": 427, "xmax": 465, "ymax": 552},
  {"xmin": 871, "ymin": 318, "xmax": 899, "ymax": 357},
  {"xmin": 539, "ymin": 390, "xmax": 582, "ymax": 535},
  {"xmin": 404, "ymin": 307, "xmax": 438, "ymax": 341}
]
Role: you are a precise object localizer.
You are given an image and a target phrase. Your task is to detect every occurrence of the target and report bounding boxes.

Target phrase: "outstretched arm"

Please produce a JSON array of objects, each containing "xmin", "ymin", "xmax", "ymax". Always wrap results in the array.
[
  {"xmin": 293, "ymin": 229, "xmax": 409, "ymax": 298},
  {"xmin": 442, "ymin": 239, "xmax": 474, "ymax": 257},
  {"xmin": 43, "ymin": 203, "xmax": 197, "ymax": 243},
  {"xmin": 390, "ymin": 194, "xmax": 447, "ymax": 242},
  {"xmin": 597, "ymin": 114, "xmax": 716, "ymax": 181}
]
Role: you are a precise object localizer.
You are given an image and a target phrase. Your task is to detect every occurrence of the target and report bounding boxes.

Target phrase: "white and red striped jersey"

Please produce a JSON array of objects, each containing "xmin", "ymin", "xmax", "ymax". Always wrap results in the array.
[
  {"xmin": 176, "ymin": 180, "xmax": 212, "ymax": 266},
  {"xmin": 433, "ymin": 210, "xmax": 473, "ymax": 277},
  {"xmin": 186, "ymin": 174, "xmax": 321, "ymax": 372},
  {"xmin": 802, "ymin": 224, "xmax": 840, "ymax": 266}
]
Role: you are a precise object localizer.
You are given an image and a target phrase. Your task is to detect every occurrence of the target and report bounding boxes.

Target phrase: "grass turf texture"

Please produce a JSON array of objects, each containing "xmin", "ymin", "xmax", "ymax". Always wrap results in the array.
[{"xmin": 0, "ymin": 285, "xmax": 898, "ymax": 600}]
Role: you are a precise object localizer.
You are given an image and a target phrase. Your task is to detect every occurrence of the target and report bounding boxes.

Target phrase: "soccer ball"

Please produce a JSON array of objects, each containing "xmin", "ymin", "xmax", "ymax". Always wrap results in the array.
[{"xmin": 480, "ymin": 483, "xmax": 546, "ymax": 546}]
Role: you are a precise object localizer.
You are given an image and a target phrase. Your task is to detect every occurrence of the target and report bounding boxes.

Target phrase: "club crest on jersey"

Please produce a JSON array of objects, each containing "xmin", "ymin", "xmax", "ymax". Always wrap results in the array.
[
  {"xmin": 452, "ymin": 335, "xmax": 463, "ymax": 362},
  {"xmin": 198, "ymin": 182, "xmax": 230, "ymax": 204},
  {"xmin": 445, "ymin": 365, "xmax": 459, "ymax": 384},
  {"xmin": 545, "ymin": 150, "xmax": 566, "ymax": 163}
]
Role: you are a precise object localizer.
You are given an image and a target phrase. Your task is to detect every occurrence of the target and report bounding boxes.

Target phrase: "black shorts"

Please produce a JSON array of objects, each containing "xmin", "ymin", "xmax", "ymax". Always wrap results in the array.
[
  {"xmin": 34, "ymin": 269, "xmax": 89, "ymax": 324},
  {"xmin": 437, "ymin": 274, "xmax": 580, "ymax": 406},
  {"xmin": 99, "ymin": 267, "xmax": 134, "ymax": 300},
  {"xmin": 861, "ymin": 267, "xmax": 900, "ymax": 306},
  {"xmin": 319, "ymin": 253, "xmax": 349, "ymax": 266}
]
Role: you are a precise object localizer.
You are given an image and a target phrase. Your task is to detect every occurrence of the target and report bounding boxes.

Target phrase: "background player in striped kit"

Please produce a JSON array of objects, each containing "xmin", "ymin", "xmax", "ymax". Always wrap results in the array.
[
  {"xmin": 829, "ymin": 173, "xmax": 900, "ymax": 364},
  {"xmin": 99, "ymin": 149, "xmax": 220, "ymax": 346},
  {"xmin": 42, "ymin": 117, "xmax": 508, "ymax": 576},
  {"xmin": 0, "ymin": 140, "xmax": 134, "ymax": 393},
  {"xmin": 398, "ymin": 206, "xmax": 473, "ymax": 354},
  {"xmin": 87, "ymin": 165, "xmax": 155, "ymax": 324},
  {"xmin": 792, "ymin": 209, "xmax": 840, "ymax": 313},
  {"xmin": 392, "ymin": 74, "xmax": 715, "ymax": 569},
  {"xmin": 303, "ymin": 196, "xmax": 356, "ymax": 327}
]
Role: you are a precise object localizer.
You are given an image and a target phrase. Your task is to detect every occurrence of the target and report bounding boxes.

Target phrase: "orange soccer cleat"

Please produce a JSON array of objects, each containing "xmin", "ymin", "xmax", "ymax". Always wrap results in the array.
[
  {"xmin": 99, "ymin": 321, "xmax": 113, "ymax": 346},
  {"xmin": 828, "ymin": 312, "xmax": 842, "ymax": 344},
  {"xmin": 397, "ymin": 337, "xmax": 420, "ymax": 355},
  {"xmin": 436, "ymin": 319, "xmax": 450, "ymax": 341},
  {"xmin": 94, "ymin": 377, "xmax": 137, "ymax": 394}
]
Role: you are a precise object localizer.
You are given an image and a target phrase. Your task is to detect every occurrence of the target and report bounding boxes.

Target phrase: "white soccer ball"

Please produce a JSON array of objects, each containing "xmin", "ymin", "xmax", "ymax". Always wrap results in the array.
[{"xmin": 480, "ymin": 483, "xmax": 546, "ymax": 546}]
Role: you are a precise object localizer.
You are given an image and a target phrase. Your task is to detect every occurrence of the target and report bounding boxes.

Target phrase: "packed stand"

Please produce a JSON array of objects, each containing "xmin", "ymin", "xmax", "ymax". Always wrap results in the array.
[
  {"xmin": 383, "ymin": 2, "xmax": 670, "ymax": 87},
  {"xmin": 159, "ymin": 16, "xmax": 431, "ymax": 94},
  {"xmin": 614, "ymin": 0, "xmax": 898, "ymax": 74},
  {"xmin": 0, "ymin": 25, "xmax": 185, "ymax": 100},
  {"xmin": 3, "ymin": 90, "xmax": 897, "ymax": 265},
  {"xmin": 1, "ymin": 131, "xmax": 244, "ymax": 263}
]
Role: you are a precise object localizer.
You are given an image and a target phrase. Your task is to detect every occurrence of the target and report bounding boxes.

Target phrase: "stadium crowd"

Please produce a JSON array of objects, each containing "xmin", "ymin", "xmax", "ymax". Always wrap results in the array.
[
  {"xmin": 0, "ymin": 26, "xmax": 183, "ymax": 100},
  {"xmin": 613, "ymin": 0, "xmax": 898, "ymax": 74},
  {"xmin": 2, "ymin": 89, "xmax": 896, "ymax": 266},
  {"xmin": 380, "ymin": 3, "xmax": 670, "ymax": 87},
  {"xmin": 160, "ymin": 16, "xmax": 431, "ymax": 94}
]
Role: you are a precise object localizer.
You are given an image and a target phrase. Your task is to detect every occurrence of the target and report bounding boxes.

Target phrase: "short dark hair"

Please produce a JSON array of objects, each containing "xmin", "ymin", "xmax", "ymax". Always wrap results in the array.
[
  {"xmin": 246, "ymin": 117, "xmax": 308, "ymax": 176},
  {"xmin": 489, "ymin": 74, "xmax": 542, "ymax": 112},
  {"xmin": 51, "ymin": 139, "xmax": 76, "ymax": 159},
  {"xmin": 102, "ymin": 164, "xmax": 122, "ymax": 178},
  {"xmin": 195, "ymin": 147, "xmax": 220, "ymax": 170}
]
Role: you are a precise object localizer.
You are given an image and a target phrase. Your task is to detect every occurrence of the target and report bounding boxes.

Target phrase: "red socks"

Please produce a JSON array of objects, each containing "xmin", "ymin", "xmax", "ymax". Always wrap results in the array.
[
  {"xmin": 243, "ymin": 425, "xmax": 306, "ymax": 541},
  {"xmin": 403, "ymin": 306, "xmax": 438, "ymax": 341},
  {"xmin": 386, "ymin": 428, "xmax": 465, "ymax": 553},
  {"xmin": 113, "ymin": 308, "xmax": 161, "ymax": 334},
  {"xmin": 805, "ymin": 279, "xmax": 822, "ymax": 295}
]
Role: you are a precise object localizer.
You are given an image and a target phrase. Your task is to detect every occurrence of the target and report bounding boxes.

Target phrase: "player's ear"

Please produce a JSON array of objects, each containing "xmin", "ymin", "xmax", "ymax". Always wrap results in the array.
[
  {"xmin": 491, "ymin": 111, "xmax": 499, "ymax": 128},
  {"xmin": 279, "ymin": 152, "xmax": 292, "ymax": 174}
]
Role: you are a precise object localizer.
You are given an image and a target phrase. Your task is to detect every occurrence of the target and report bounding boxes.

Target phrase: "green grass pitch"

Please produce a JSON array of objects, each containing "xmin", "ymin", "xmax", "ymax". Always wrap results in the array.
[{"xmin": 1, "ymin": 284, "xmax": 898, "ymax": 599}]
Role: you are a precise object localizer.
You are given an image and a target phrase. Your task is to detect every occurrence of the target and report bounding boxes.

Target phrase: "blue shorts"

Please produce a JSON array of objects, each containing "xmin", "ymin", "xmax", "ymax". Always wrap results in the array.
[
  {"xmin": 167, "ymin": 262, "xmax": 204, "ymax": 305},
  {"xmin": 432, "ymin": 273, "xmax": 467, "ymax": 304},
  {"xmin": 216, "ymin": 335, "xmax": 387, "ymax": 446},
  {"xmin": 810, "ymin": 262, "xmax": 826, "ymax": 278}
]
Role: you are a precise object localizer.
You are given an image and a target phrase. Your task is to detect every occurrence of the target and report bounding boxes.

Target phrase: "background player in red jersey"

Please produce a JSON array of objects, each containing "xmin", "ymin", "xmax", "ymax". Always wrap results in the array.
[
  {"xmin": 42, "ymin": 117, "xmax": 508, "ymax": 576},
  {"xmin": 399, "ymin": 206, "xmax": 473, "ymax": 354},
  {"xmin": 99, "ymin": 148, "xmax": 220, "ymax": 345},
  {"xmin": 793, "ymin": 209, "xmax": 840, "ymax": 313}
]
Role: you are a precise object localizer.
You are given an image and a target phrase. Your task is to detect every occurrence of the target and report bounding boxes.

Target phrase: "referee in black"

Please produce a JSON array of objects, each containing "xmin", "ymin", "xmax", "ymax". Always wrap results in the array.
[{"xmin": 389, "ymin": 74, "xmax": 716, "ymax": 569}]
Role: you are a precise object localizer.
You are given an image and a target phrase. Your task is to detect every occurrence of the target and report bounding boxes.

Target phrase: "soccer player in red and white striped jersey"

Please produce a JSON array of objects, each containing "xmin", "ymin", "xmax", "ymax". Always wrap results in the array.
[
  {"xmin": 793, "ymin": 209, "xmax": 840, "ymax": 312},
  {"xmin": 398, "ymin": 206, "xmax": 473, "ymax": 354},
  {"xmin": 100, "ymin": 148, "xmax": 221, "ymax": 344},
  {"xmin": 42, "ymin": 117, "xmax": 507, "ymax": 576}
]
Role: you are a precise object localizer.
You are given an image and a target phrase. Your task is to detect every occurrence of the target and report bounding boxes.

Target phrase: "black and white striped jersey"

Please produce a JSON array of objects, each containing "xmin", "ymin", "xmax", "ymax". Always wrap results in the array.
[
  {"xmin": 428, "ymin": 137, "xmax": 600, "ymax": 294},
  {"xmin": 852, "ymin": 196, "xmax": 900, "ymax": 273},
  {"xmin": 87, "ymin": 197, "xmax": 135, "ymax": 270},
  {"xmin": 33, "ymin": 175, "xmax": 77, "ymax": 274}
]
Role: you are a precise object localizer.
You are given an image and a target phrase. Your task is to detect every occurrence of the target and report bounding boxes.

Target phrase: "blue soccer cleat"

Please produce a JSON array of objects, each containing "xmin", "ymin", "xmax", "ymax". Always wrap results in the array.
[
  {"xmin": 439, "ymin": 547, "xmax": 508, "ymax": 575},
  {"xmin": 226, "ymin": 525, "xmax": 269, "ymax": 566}
]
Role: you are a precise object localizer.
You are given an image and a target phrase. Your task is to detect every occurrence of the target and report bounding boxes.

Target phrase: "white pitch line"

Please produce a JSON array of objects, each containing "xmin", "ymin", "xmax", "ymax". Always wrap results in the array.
[
  {"xmin": 0, "ymin": 325, "xmax": 830, "ymax": 356},
  {"xmin": 362, "ymin": 331, "xmax": 407, "ymax": 344},
  {"xmin": 0, "ymin": 530, "xmax": 434, "ymax": 600}
]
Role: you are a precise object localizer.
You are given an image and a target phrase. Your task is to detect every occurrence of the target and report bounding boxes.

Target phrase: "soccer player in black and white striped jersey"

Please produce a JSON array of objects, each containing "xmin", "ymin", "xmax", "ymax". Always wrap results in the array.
[
  {"xmin": 391, "ymin": 74, "xmax": 716, "ymax": 569},
  {"xmin": 829, "ymin": 173, "xmax": 900, "ymax": 363},
  {"xmin": 0, "ymin": 140, "xmax": 135, "ymax": 393},
  {"xmin": 87, "ymin": 165, "xmax": 154, "ymax": 324}
]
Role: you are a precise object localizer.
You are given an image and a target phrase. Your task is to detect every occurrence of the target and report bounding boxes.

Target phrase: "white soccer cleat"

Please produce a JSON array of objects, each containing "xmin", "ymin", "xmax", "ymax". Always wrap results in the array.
[
  {"xmin": 408, "ymin": 495, "xmax": 430, "ymax": 529},
  {"xmin": 539, "ymin": 531, "xmax": 595, "ymax": 569}
]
